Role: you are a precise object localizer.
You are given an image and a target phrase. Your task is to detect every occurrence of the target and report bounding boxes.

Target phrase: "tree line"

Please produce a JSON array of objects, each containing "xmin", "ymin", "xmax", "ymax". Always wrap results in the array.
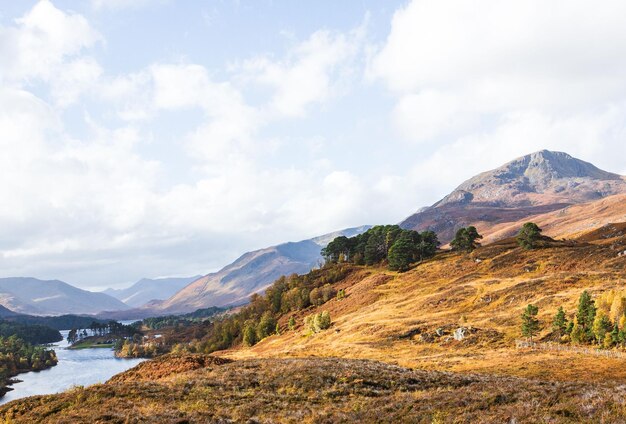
[
  {"xmin": 322, "ymin": 225, "xmax": 439, "ymax": 272},
  {"xmin": 0, "ymin": 320, "xmax": 62, "ymax": 344},
  {"xmin": 522, "ymin": 289, "xmax": 626, "ymax": 348},
  {"xmin": 67, "ymin": 321, "xmax": 140, "ymax": 344},
  {"xmin": 0, "ymin": 335, "xmax": 57, "ymax": 394},
  {"xmin": 117, "ymin": 264, "xmax": 350, "ymax": 357}
]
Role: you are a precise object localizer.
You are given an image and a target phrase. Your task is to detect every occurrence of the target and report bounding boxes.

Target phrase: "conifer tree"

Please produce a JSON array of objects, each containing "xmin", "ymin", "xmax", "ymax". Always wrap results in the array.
[
  {"xmin": 576, "ymin": 290, "xmax": 596, "ymax": 343},
  {"xmin": 521, "ymin": 304, "xmax": 540, "ymax": 342},
  {"xmin": 516, "ymin": 222, "xmax": 543, "ymax": 249},
  {"xmin": 551, "ymin": 306, "xmax": 567, "ymax": 337}
]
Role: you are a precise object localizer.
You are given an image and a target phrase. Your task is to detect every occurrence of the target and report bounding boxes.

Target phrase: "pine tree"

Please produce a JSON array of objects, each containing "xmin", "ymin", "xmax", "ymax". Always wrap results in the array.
[
  {"xmin": 611, "ymin": 322, "xmax": 620, "ymax": 346},
  {"xmin": 551, "ymin": 306, "xmax": 567, "ymax": 337},
  {"xmin": 521, "ymin": 304, "xmax": 540, "ymax": 342},
  {"xmin": 388, "ymin": 233, "xmax": 415, "ymax": 272},
  {"xmin": 450, "ymin": 226, "xmax": 483, "ymax": 252},
  {"xmin": 576, "ymin": 290, "xmax": 596, "ymax": 343},
  {"xmin": 516, "ymin": 222, "xmax": 543, "ymax": 250}
]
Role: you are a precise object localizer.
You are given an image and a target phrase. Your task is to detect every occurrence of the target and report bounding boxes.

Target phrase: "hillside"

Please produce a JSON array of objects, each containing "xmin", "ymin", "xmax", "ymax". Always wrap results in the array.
[
  {"xmin": 0, "ymin": 278, "xmax": 128, "ymax": 316},
  {"xmin": 217, "ymin": 225, "xmax": 626, "ymax": 383},
  {"xmin": 3, "ymin": 355, "xmax": 626, "ymax": 423},
  {"xmin": 480, "ymin": 193, "xmax": 626, "ymax": 243},
  {"xmin": 400, "ymin": 150, "xmax": 626, "ymax": 242},
  {"xmin": 4, "ymin": 221, "xmax": 626, "ymax": 422},
  {"xmin": 103, "ymin": 276, "xmax": 201, "ymax": 308},
  {"xmin": 148, "ymin": 226, "xmax": 370, "ymax": 314}
]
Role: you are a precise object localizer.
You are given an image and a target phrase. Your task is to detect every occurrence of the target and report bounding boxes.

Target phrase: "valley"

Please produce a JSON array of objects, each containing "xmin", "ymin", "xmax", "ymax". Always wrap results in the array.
[{"xmin": 0, "ymin": 150, "xmax": 625, "ymax": 422}]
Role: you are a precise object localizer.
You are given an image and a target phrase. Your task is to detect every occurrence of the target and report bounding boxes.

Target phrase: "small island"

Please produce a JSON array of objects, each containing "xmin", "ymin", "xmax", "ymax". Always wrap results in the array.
[{"xmin": 67, "ymin": 321, "xmax": 141, "ymax": 351}]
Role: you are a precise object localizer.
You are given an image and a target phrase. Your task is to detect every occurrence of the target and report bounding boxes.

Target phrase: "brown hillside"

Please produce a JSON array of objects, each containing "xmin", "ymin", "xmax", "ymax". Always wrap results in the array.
[
  {"xmin": 4, "ymin": 356, "xmax": 626, "ymax": 423},
  {"xmin": 481, "ymin": 193, "xmax": 626, "ymax": 243},
  {"xmin": 401, "ymin": 150, "xmax": 626, "ymax": 242},
  {"xmin": 220, "ymin": 228, "xmax": 626, "ymax": 383}
]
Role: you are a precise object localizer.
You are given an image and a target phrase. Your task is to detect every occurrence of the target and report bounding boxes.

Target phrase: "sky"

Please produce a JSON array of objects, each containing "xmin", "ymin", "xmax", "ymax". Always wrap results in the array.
[{"xmin": 0, "ymin": 0, "xmax": 625, "ymax": 290}]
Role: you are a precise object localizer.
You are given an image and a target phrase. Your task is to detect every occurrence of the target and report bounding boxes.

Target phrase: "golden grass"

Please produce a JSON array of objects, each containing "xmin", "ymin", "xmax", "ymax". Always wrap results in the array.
[{"xmin": 221, "ymin": 235, "xmax": 626, "ymax": 383}]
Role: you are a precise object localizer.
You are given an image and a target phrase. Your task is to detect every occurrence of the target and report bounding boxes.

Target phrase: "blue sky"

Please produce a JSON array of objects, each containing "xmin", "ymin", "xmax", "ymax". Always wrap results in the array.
[{"xmin": 1, "ymin": 0, "xmax": 625, "ymax": 289}]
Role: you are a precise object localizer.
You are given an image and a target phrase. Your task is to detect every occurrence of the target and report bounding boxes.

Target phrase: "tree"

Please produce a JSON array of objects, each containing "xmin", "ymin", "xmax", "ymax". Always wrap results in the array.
[
  {"xmin": 288, "ymin": 316, "xmax": 296, "ymax": 331},
  {"xmin": 242, "ymin": 322, "xmax": 257, "ymax": 347},
  {"xmin": 388, "ymin": 232, "xmax": 415, "ymax": 272},
  {"xmin": 517, "ymin": 222, "xmax": 543, "ymax": 250},
  {"xmin": 521, "ymin": 304, "xmax": 540, "ymax": 342},
  {"xmin": 576, "ymin": 290, "xmax": 596, "ymax": 343},
  {"xmin": 256, "ymin": 311, "xmax": 277, "ymax": 340},
  {"xmin": 592, "ymin": 312, "xmax": 612, "ymax": 345},
  {"xmin": 551, "ymin": 306, "xmax": 568, "ymax": 338},
  {"xmin": 450, "ymin": 226, "xmax": 482, "ymax": 252}
]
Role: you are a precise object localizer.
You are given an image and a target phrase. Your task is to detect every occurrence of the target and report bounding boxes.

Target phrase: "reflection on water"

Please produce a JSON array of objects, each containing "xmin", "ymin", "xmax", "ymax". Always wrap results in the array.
[{"xmin": 0, "ymin": 328, "xmax": 146, "ymax": 405}]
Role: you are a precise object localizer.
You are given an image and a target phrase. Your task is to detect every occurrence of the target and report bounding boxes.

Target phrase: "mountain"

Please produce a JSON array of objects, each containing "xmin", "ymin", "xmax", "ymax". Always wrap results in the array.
[
  {"xmin": 149, "ymin": 226, "xmax": 371, "ymax": 314},
  {"xmin": 16, "ymin": 217, "xmax": 626, "ymax": 422},
  {"xmin": 103, "ymin": 276, "xmax": 201, "ymax": 308},
  {"xmin": 400, "ymin": 150, "xmax": 626, "ymax": 242},
  {"xmin": 0, "ymin": 278, "xmax": 129, "ymax": 316},
  {"xmin": 480, "ymin": 193, "xmax": 626, "ymax": 243}
]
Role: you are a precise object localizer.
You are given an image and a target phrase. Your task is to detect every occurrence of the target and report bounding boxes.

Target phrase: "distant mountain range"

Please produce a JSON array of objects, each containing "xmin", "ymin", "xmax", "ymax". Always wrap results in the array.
[
  {"xmin": 0, "ymin": 277, "xmax": 128, "ymax": 316},
  {"xmin": 103, "ymin": 276, "xmax": 201, "ymax": 308},
  {"xmin": 400, "ymin": 150, "xmax": 626, "ymax": 242},
  {"xmin": 122, "ymin": 226, "xmax": 371, "ymax": 315}
]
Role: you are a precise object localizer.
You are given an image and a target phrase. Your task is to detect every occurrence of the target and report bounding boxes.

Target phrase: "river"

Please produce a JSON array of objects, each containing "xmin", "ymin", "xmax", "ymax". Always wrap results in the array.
[{"xmin": 0, "ymin": 328, "xmax": 146, "ymax": 405}]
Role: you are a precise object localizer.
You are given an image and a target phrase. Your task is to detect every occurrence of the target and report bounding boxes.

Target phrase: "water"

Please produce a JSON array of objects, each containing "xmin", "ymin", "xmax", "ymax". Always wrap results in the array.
[{"xmin": 0, "ymin": 329, "xmax": 146, "ymax": 405}]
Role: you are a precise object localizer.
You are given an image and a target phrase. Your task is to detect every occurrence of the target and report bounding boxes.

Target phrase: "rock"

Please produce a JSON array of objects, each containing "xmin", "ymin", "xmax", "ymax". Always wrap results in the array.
[
  {"xmin": 453, "ymin": 327, "xmax": 467, "ymax": 341},
  {"xmin": 435, "ymin": 327, "xmax": 444, "ymax": 337}
]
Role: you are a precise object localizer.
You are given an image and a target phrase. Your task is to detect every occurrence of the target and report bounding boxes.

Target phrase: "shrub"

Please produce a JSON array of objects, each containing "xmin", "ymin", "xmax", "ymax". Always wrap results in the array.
[{"xmin": 304, "ymin": 311, "xmax": 332, "ymax": 334}]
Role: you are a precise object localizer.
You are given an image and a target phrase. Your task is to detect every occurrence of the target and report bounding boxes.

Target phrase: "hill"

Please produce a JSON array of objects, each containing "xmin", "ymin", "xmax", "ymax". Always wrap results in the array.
[
  {"xmin": 3, "ymin": 355, "xmax": 626, "ymax": 423},
  {"xmin": 5, "ymin": 220, "xmax": 626, "ymax": 421},
  {"xmin": 146, "ymin": 225, "xmax": 370, "ymax": 314},
  {"xmin": 480, "ymin": 193, "xmax": 626, "ymax": 243},
  {"xmin": 400, "ymin": 150, "xmax": 626, "ymax": 242},
  {"xmin": 103, "ymin": 276, "xmax": 201, "ymax": 308},
  {"xmin": 0, "ymin": 278, "xmax": 129, "ymax": 316}
]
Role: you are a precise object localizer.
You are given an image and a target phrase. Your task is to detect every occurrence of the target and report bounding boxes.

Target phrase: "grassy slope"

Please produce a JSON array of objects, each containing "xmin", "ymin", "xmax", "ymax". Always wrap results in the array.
[
  {"xmin": 222, "ymin": 229, "xmax": 626, "ymax": 383},
  {"xmin": 3, "ymin": 354, "xmax": 626, "ymax": 423},
  {"xmin": 2, "ymin": 223, "xmax": 626, "ymax": 422}
]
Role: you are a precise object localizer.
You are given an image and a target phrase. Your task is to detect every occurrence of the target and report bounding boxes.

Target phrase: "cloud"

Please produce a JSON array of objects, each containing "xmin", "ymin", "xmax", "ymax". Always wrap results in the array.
[
  {"xmin": 0, "ymin": 0, "xmax": 101, "ymax": 84},
  {"xmin": 368, "ymin": 0, "xmax": 626, "ymax": 179},
  {"xmin": 91, "ymin": 0, "xmax": 165, "ymax": 11},
  {"xmin": 239, "ymin": 28, "xmax": 363, "ymax": 117}
]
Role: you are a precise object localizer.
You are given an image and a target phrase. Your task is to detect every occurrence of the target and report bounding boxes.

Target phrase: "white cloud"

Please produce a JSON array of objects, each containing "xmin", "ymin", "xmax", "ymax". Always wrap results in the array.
[
  {"xmin": 369, "ymin": 0, "xmax": 626, "ymax": 181},
  {"xmin": 91, "ymin": 0, "xmax": 163, "ymax": 11},
  {"xmin": 240, "ymin": 28, "xmax": 362, "ymax": 117},
  {"xmin": 0, "ymin": 0, "xmax": 101, "ymax": 83}
]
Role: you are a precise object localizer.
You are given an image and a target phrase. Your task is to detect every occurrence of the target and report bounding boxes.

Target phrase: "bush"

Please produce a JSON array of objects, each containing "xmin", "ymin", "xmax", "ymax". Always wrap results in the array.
[{"xmin": 304, "ymin": 311, "xmax": 331, "ymax": 334}]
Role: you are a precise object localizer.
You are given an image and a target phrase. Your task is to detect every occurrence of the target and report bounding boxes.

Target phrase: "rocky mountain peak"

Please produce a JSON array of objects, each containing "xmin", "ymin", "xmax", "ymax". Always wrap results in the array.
[{"xmin": 434, "ymin": 150, "xmax": 624, "ymax": 208}]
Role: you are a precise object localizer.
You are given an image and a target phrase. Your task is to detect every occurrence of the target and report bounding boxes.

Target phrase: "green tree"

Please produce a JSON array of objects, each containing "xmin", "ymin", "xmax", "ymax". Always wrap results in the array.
[
  {"xmin": 592, "ymin": 312, "xmax": 612, "ymax": 345},
  {"xmin": 576, "ymin": 290, "xmax": 596, "ymax": 343},
  {"xmin": 551, "ymin": 306, "xmax": 568, "ymax": 337},
  {"xmin": 388, "ymin": 232, "xmax": 415, "ymax": 272},
  {"xmin": 242, "ymin": 322, "xmax": 257, "ymax": 347},
  {"xmin": 288, "ymin": 316, "xmax": 296, "ymax": 331},
  {"xmin": 256, "ymin": 311, "xmax": 277, "ymax": 340},
  {"xmin": 450, "ymin": 226, "xmax": 482, "ymax": 252},
  {"xmin": 521, "ymin": 304, "xmax": 540, "ymax": 342},
  {"xmin": 517, "ymin": 222, "xmax": 543, "ymax": 250}
]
